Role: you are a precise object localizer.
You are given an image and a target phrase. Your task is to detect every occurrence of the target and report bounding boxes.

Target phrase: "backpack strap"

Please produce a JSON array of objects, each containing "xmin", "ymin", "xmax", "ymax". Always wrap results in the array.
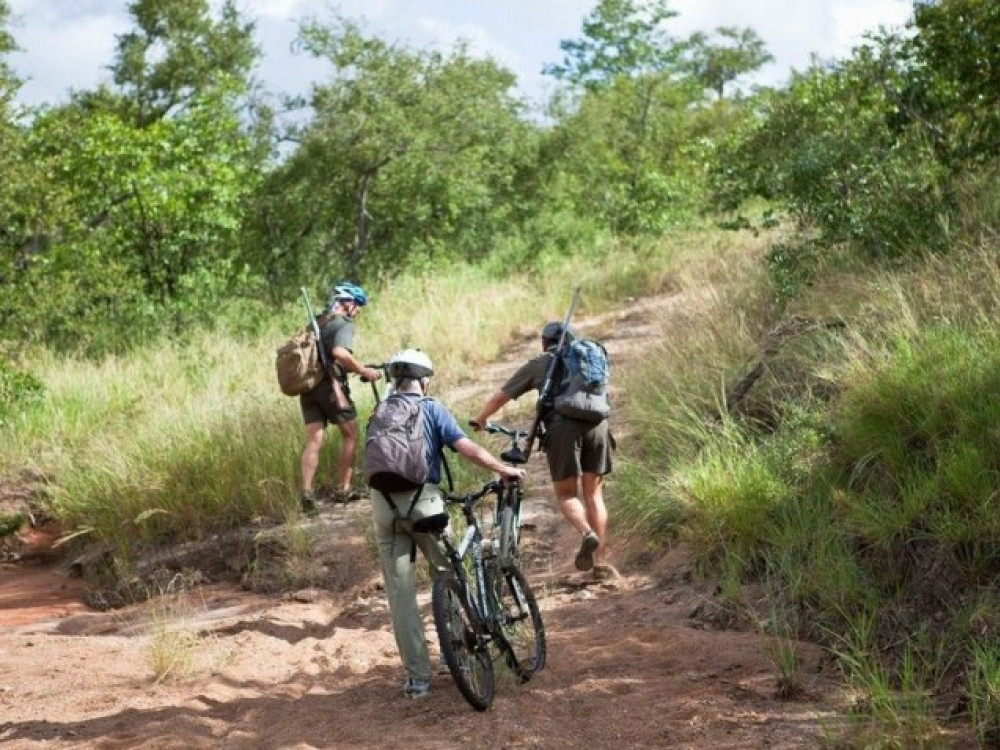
[{"xmin": 380, "ymin": 484, "xmax": 426, "ymax": 563}]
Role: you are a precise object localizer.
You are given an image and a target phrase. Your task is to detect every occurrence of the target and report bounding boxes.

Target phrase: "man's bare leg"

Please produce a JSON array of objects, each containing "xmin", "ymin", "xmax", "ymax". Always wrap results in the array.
[
  {"xmin": 335, "ymin": 419, "xmax": 358, "ymax": 492},
  {"xmin": 301, "ymin": 422, "xmax": 325, "ymax": 493},
  {"xmin": 581, "ymin": 473, "xmax": 608, "ymax": 565}
]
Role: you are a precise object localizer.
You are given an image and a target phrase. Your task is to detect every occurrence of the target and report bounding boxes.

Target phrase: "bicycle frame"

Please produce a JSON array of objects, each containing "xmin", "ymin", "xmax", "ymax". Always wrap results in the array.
[
  {"xmin": 439, "ymin": 482, "xmax": 505, "ymax": 635},
  {"xmin": 482, "ymin": 422, "xmax": 529, "ymax": 564}
]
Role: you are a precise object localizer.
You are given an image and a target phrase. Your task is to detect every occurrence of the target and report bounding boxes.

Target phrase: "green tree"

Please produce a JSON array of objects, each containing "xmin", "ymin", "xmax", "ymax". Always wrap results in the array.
[
  {"xmin": 541, "ymin": 0, "xmax": 710, "ymax": 233},
  {"xmin": 112, "ymin": 0, "xmax": 258, "ymax": 126},
  {"xmin": 710, "ymin": 44, "xmax": 947, "ymax": 271},
  {"xmin": 0, "ymin": 91, "xmax": 263, "ymax": 353},
  {"xmin": 543, "ymin": 0, "xmax": 680, "ymax": 90},
  {"xmin": 684, "ymin": 26, "xmax": 773, "ymax": 101},
  {"xmin": 0, "ymin": 0, "xmax": 266, "ymax": 353},
  {"xmin": 908, "ymin": 0, "xmax": 1000, "ymax": 163},
  {"xmin": 540, "ymin": 73, "xmax": 704, "ymax": 234},
  {"xmin": 246, "ymin": 14, "xmax": 533, "ymax": 288}
]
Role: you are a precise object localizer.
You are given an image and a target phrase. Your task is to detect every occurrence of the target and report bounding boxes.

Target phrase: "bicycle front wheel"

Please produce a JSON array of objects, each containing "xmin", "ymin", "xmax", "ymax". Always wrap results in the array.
[
  {"xmin": 497, "ymin": 485, "xmax": 521, "ymax": 564},
  {"xmin": 432, "ymin": 571, "xmax": 496, "ymax": 711},
  {"xmin": 492, "ymin": 563, "xmax": 546, "ymax": 681}
]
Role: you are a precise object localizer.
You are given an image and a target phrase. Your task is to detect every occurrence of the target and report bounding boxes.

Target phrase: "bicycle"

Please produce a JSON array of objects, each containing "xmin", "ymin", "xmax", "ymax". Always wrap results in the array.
[
  {"xmin": 414, "ymin": 479, "xmax": 546, "ymax": 711},
  {"xmin": 473, "ymin": 420, "xmax": 530, "ymax": 565}
]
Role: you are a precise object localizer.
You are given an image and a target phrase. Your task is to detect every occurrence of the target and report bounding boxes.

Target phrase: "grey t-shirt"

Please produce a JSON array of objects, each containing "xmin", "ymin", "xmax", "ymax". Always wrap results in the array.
[
  {"xmin": 501, "ymin": 351, "xmax": 554, "ymax": 400},
  {"xmin": 319, "ymin": 314, "xmax": 355, "ymax": 378}
]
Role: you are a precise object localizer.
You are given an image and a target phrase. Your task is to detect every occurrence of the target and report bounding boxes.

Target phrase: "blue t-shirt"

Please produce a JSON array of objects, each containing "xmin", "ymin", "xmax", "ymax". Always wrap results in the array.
[{"xmin": 397, "ymin": 393, "xmax": 465, "ymax": 484}]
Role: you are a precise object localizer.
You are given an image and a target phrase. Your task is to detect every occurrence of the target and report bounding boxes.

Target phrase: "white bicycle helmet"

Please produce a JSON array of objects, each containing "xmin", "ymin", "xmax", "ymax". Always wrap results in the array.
[{"xmin": 387, "ymin": 348, "xmax": 434, "ymax": 380}]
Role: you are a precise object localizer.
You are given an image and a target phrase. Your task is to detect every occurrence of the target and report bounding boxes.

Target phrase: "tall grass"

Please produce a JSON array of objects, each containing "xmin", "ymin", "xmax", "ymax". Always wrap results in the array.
[
  {"xmin": 0, "ymin": 229, "xmax": 708, "ymax": 558},
  {"xmin": 617, "ymin": 227, "xmax": 1000, "ymax": 739}
]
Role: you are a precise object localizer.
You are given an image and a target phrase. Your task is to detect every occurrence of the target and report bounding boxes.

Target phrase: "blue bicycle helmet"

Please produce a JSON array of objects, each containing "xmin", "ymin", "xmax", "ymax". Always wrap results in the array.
[{"xmin": 330, "ymin": 282, "xmax": 369, "ymax": 307}]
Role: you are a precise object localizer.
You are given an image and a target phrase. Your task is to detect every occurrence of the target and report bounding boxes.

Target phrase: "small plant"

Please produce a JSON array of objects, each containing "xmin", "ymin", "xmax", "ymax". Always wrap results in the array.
[
  {"xmin": 968, "ymin": 641, "xmax": 1000, "ymax": 748},
  {"xmin": 829, "ymin": 613, "xmax": 946, "ymax": 748},
  {"xmin": 143, "ymin": 571, "xmax": 229, "ymax": 684},
  {"xmin": 755, "ymin": 598, "xmax": 804, "ymax": 700},
  {"xmin": 0, "ymin": 361, "xmax": 46, "ymax": 425},
  {"xmin": 0, "ymin": 512, "xmax": 24, "ymax": 538}
]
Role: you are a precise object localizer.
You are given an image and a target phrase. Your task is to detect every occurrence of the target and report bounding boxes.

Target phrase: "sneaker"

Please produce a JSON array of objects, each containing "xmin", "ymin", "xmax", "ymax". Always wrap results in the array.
[
  {"xmin": 300, "ymin": 491, "xmax": 319, "ymax": 517},
  {"xmin": 403, "ymin": 677, "xmax": 431, "ymax": 699},
  {"xmin": 574, "ymin": 531, "xmax": 600, "ymax": 572}
]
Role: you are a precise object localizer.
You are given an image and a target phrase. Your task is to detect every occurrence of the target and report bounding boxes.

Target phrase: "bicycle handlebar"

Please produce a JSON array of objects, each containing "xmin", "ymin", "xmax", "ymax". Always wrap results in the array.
[
  {"xmin": 360, "ymin": 362, "xmax": 390, "ymax": 383},
  {"xmin": 443, "ymin": 479, "xmax": 505, "ymax": 512},
  {"xmin": 469, "ymin": 420, "xmax": 528, "ymax": 440}
]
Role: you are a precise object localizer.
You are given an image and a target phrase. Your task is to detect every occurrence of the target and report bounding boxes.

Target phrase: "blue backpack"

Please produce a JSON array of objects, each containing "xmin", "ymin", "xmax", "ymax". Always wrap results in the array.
[{"xmin": 553, "ymin": 339, "xmax": 611, "ymax": 423}]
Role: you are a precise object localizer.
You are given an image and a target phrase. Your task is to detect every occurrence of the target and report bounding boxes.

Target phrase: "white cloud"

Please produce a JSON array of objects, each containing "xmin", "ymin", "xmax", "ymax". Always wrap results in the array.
[
  {"xmin": 8, "ymin": 1, "xmax": 127, "ymax": 106},
  {"xmin": 4, "ymin": 0, "xmax": 916, "ymax": 110}
]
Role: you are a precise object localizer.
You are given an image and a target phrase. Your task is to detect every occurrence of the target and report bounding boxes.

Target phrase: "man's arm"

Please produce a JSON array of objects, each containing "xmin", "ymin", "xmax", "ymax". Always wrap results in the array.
[
  {"xmin": 453, "ymin": 436, "xmax": 524, "ymax": 481},
  {"xmin": 472, "ymin": 390, "xmax": 511, "ymax": 430},
  {"xmin": 332, "ymin": 346, "xmax": 381, "ymax": 382}
]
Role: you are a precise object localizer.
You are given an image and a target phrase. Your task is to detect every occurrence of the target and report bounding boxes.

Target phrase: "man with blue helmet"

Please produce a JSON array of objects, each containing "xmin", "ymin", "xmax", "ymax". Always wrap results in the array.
[{"xmin": 299, "ymin": 281, "xmax": 381, "ymax": 514}]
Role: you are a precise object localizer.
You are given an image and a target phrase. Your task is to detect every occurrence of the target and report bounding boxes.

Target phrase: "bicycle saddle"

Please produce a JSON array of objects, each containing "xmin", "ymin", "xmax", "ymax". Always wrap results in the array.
[
  {"xmin": 501, "ymin": 447, "xmax": 527, "ymax": 465},
  {"xmin": 412, "ymin": 513, "xmax": 450, "ymax": 534}
]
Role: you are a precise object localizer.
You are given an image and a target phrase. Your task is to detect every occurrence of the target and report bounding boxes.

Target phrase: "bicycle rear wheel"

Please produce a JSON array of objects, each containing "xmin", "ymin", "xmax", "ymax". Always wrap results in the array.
[
  {"xmin": 432, "ymin": 571, "xmax": 495, "ymax": 711},
  {"xmin": 492, "ymin": 563, "xmax": 546, "ymax": 680}
]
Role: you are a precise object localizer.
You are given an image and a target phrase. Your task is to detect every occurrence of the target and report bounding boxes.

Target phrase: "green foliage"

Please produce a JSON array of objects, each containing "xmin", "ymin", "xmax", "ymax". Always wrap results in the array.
[
  {"xmin": 244, "ymin": 14, "xmax": 533, "ymax": 291},
  {"xmin": 537, "ymin": 72, "xmax": 706, "ymax": 235},
  {"xmin": 543, "ymin": 0, "xmax": 681, "ymax": 89},
  {"xmin": 684, "ymin": 26, "xmax": 773, "ymax": 101},
  {"xmin": 0, "ymin": 90, "xmax": 263, "ymax": 354},
  {"xmin": 712, "ymin": 2, "xmax": 1000, "ymax": 280},
  {"xmin": 0, "ymin": 360, "xmax": 45, "ymax": 424},
  {"xmin": 712, "ymin": 52, "xmax": 950, "ymax": 261},
  {"xmin": 112, "ymin": 0, "xmax": 259, "ymax": 126},
  {"xmin": 910, "ymin": 0, "xmax": 1000, "ymax": 165},
  {"xmin": 0, "ymin": 510, "xmax": 23, "ymax": 537}
]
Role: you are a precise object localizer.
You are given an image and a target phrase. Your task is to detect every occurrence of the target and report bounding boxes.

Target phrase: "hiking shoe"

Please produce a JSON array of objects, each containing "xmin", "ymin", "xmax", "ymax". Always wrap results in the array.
[
  {"xmin": 593, "ymin": 563, "xmax": 620, "ymax": 582},
  {"xmin": 331, "ymin": 489, "xmax": 366, "ymax": 505},
  {"xmin": 300, "ymin": 491, "xmax": 319, "ymax": 517},
  {"xmin": 574, "ymin": 531, "xmax": 600, "ymax": 571},
  {"xmin": 343, "ymin": 489, "xmax": 365, "ymax": 503},
  {"xmin": 403, "ymin": 677, "xmax": 431, "ymax": 699}
]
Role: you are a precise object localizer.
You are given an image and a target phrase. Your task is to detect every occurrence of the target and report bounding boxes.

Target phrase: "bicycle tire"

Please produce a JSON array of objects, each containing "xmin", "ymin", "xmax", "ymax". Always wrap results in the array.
[
  {"xmin": 432, "ymin": 571, "xmax": 496, "ymax": 711},
  {"xmin": 497, "ymin": 485, "xmax": 521, "ymax": 564},
  {"xmin": 491, "ymin": 562, "xmax": 546, "ymax": 680}
]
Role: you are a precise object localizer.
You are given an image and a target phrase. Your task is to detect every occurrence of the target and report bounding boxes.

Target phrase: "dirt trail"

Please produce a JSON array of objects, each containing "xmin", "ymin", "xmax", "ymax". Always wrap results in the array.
[{"xmin": 0, "ymin": 290, "xmax": 845, "ymax": 749}]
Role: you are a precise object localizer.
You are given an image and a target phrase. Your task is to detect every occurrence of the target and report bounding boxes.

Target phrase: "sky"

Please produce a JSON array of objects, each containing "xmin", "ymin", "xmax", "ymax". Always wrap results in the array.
[{"xmin": 5, "ymin": 0, "xmax": 915, "ymax": 112}]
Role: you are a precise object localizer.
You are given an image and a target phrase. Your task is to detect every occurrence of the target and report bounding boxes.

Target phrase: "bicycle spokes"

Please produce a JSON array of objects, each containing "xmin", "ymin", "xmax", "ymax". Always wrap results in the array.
[
  {"xmin": 493, "ymin": 565, "xmax": 546, "ymax": 680},
  {"xmin": 432, "ymin": 572, "xmax": 496, "ymax": 711}
]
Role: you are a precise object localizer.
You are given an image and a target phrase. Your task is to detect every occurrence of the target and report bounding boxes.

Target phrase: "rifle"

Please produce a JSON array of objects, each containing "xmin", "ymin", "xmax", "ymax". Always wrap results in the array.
[
  {"xmin": 301, "ymin": 286, "xmax": 350, "ymax": 411},
  {"xmin": 524, "ymin": 286, "xmax": 581, "ymax": 460}
]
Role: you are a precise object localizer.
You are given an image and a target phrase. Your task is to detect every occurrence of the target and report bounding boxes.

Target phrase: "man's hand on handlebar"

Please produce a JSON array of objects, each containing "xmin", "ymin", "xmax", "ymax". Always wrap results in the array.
[
  {"xmin": 499, "ymin": 466, "xmax": 525, "ymax": 484},
  {"xmin": 358, "ymin": 366, "xmax": 382, "ymax": 383}
]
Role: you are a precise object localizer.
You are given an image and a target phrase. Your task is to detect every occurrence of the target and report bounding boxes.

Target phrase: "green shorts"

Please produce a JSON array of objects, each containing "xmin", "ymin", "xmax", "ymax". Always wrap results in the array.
[
  {"xmin": 299, "ymin": 378, "xmax": 357, "ymax": 426},
  {"xmin": 543, "ymin": 417, "xmax": 613, "ymax": 482}
]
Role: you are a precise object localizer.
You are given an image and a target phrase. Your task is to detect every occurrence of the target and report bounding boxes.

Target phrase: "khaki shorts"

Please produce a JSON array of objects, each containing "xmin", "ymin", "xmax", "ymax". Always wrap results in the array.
[
  {"xmin": 543, "ymin": 417, "xmax": 613, "ymax": 482},
  {"xmin": 299, "ymin": 378, "xmax": 357, "ymax": 426}
]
